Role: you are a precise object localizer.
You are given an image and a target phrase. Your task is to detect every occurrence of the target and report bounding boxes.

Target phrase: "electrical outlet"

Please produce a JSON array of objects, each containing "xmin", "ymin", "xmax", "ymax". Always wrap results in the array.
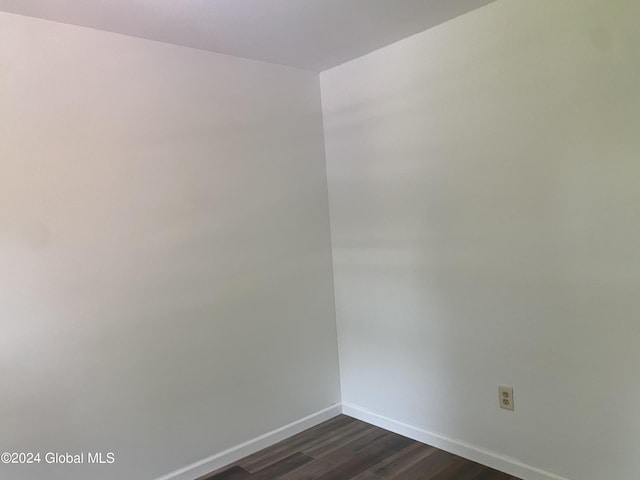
[{"xmin": 499, "ymin": 386, "xmax": 514, "ymax": 411}]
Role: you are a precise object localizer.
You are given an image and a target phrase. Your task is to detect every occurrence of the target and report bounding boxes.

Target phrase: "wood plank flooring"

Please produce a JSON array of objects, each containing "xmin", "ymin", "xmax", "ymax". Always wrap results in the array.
[{"xmin": 197, "ymin": 415, "xmax": 522, "ymax": 480}]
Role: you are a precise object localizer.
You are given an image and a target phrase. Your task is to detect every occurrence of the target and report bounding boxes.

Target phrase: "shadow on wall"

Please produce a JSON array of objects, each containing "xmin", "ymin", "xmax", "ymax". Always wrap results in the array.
[{"xmin": 323, "ymin": 3, "xmax": 640, "ymax": 477}]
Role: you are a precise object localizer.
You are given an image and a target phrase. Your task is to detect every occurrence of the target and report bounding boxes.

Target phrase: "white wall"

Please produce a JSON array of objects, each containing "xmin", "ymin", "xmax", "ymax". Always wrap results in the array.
[
  {"xmin": 321, "ymin": 1, "xmax": 640, "ymax": 479},
  {"xmin": 0, "ymin": 12, "xmax": 340, "ymax": 480}
]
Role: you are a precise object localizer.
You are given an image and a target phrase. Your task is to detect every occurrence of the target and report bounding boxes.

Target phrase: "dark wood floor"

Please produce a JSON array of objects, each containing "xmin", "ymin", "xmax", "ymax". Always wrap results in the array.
[{"xmin": 197, "ymin": 415, "xmax": 522, "ymax": 480}]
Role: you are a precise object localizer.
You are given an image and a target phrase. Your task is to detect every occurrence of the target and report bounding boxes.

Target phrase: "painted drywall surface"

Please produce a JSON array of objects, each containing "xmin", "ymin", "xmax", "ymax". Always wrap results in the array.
[
  {"xmin": 0, "ymin": 12, "xmax": 340, "ymax": 480},
  {"xmin": 321, "ymin": 1, "xmax": 640, "ymax": 479}
]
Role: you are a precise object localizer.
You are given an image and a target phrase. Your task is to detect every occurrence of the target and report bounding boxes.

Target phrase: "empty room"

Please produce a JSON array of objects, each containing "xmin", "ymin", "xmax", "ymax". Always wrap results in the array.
[{"xmin": 1, "ymin": 1, "xmax": 638, "ymax": 479}]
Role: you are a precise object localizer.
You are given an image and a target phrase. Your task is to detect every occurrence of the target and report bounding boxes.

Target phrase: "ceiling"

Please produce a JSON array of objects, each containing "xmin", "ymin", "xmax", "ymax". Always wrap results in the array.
[{"xmin": 0, "ymin": 0, "xmax": 496, "ymax": 71}]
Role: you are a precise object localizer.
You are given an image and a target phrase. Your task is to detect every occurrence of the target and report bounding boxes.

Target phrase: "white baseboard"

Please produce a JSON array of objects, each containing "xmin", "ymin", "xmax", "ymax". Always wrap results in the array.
[
  {"xmin": 155, "ymin": 401, "xmax": 569, "ymax": 480},
  {"xmin": 341, "ymin": 402, "xmax": 570, "ymax": 480},
  {"xmin": 155, "ymin": 404, "xmax": 342, "ymax": 480}
]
